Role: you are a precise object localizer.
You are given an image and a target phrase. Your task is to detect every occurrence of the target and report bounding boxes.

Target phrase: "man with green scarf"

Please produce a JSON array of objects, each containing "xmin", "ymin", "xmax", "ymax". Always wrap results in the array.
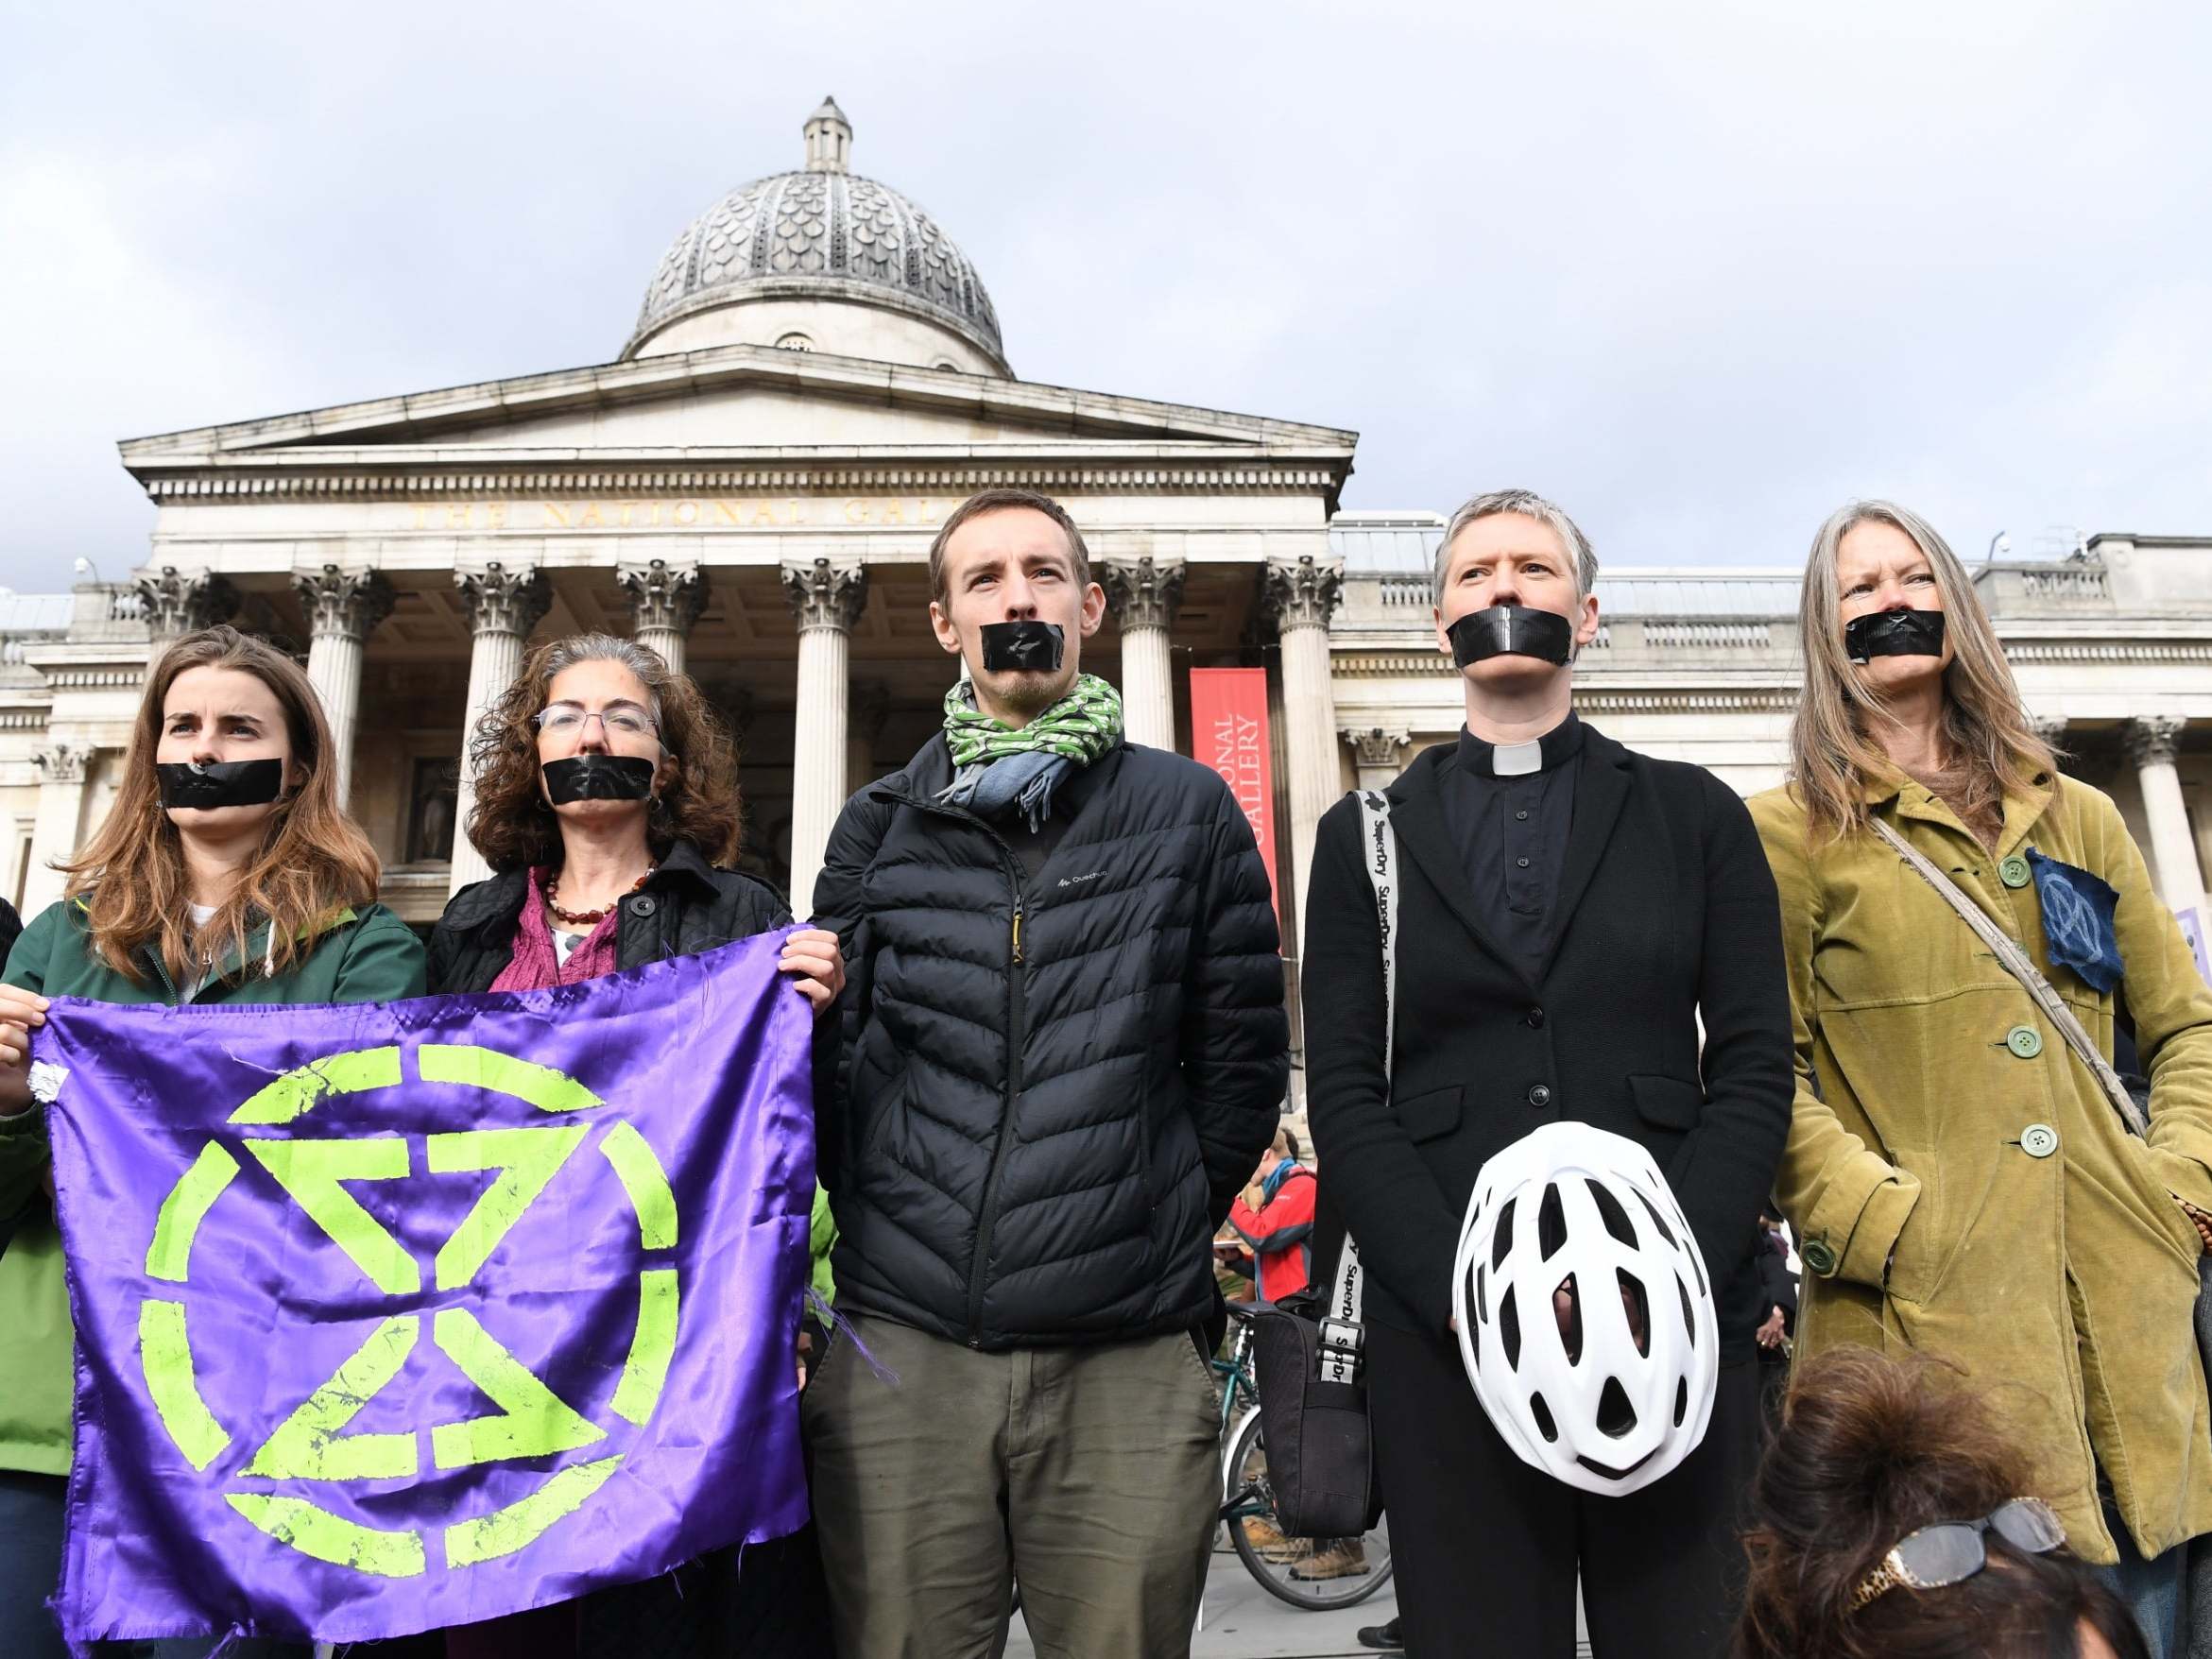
[{"xmin": 809, "ymin": 488, "xmax": 1289, "ymax": 1659}]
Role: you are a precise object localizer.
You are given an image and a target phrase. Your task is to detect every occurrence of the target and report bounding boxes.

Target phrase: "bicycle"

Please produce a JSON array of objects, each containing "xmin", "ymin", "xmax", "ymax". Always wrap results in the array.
[{"xmin": 1211, "ymin": 1302, "xmax": 1394, "ymax": 1610}]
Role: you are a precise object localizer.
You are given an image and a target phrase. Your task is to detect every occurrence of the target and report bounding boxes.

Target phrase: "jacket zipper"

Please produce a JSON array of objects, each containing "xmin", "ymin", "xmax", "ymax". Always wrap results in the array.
[{"xmin": 877, "ymin": 785, "xmax": 1029, "ymax": 1347}]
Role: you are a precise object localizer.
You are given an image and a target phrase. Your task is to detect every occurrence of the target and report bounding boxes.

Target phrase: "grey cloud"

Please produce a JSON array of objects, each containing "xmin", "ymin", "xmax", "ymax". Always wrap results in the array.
[{"xmin": 4, "ymin": 0, "xmax": 2209, "ymax": 590}]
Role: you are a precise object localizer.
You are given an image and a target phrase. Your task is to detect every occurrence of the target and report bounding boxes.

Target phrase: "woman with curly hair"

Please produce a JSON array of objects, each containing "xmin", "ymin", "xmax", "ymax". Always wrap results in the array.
[
  {"xmin": 0, "ymin": 624, "xmax": 424, "ymax": 1659},
  {"xmin": 426, "ymin": 632, "xmax": 841, "ymax": 1659},
  {"xmin": 1736, "ymin": 1345, "xmax": 2147, "ymax": 1658}
]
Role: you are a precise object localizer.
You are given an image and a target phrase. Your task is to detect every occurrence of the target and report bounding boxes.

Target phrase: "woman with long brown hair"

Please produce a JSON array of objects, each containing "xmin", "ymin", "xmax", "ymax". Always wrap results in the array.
[
  {"xmin": 425, "ymin": 631, "xmax": 840, "ymax": 1659},
  {"xmin": 0, "ymin": 624, "xmax": 425, "ymax": 1659},
  {"xmin": 1751, "ymin": 501, "xmax": 2212, "ymax": 1656}
]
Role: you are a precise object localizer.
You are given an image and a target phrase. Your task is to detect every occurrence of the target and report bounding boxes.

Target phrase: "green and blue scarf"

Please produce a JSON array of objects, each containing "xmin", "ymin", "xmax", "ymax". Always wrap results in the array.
[{"xmin": 938, "ymin": 673, "xmax": 1123, "ymax": 830}]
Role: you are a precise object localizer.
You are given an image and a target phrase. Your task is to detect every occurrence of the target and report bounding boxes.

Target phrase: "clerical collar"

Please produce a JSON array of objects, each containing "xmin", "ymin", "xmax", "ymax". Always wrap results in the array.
[{"xmin": 1457, "ymin": 712, "xmax": 1584, "ymax": 779}]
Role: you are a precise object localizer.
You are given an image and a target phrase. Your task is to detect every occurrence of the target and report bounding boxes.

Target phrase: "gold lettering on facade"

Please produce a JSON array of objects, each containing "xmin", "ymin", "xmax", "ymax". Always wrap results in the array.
[{"xmin": 406, "ymin": 497, "xmax": 947, "ymax": 532}]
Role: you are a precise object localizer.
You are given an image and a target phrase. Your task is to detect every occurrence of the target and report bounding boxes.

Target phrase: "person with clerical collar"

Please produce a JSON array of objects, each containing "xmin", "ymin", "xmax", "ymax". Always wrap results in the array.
[
  {"xmin": 807, "ymin": 487, "xmax": 1288, "ymax": 1659},
  {"xmin": 1304, "ymin": 488, "xmax": 1795, "ymax": 1658}
]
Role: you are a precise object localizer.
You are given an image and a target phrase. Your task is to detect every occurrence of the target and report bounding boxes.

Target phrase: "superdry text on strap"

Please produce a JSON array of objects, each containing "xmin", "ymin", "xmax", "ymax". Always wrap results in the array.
[{"xmin": 1316, "ymin": 790, "xmax": 1398, "ymax": 1387}]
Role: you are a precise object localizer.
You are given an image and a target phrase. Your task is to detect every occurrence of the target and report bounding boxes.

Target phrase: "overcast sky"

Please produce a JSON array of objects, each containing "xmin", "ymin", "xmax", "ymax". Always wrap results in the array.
[{"xmin": 4, "ymin": 1, "xmax": 2208, "ymax": 591}]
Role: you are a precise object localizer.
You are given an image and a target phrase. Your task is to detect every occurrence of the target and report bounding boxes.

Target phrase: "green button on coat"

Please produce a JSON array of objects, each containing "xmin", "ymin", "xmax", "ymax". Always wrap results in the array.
[
  {"xmin": 2021, "ymin": 1123, "xmax": 2059, "ymax": 1159},
  {"xmin": 1999, "ymin": 855, "xmax": 2032, "ymax": 888},
  {"xmin": 2007, "ymin": 1025, "xmax": 2044, "ymax": 1059},
  {"xmin": 1802, "ymin": 1238, "xmax": 1838, "ymax": 1276}
]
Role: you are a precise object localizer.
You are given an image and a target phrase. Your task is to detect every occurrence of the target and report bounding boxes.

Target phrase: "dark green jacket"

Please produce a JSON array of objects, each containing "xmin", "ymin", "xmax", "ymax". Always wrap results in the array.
[{"xmin": 0, "ymin": 898, "xmax": 424, "ymax": 1474}]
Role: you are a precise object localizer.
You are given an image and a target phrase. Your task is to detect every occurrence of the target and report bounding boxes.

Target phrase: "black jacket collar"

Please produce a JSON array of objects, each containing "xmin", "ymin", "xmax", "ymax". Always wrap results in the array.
[
  {"xmin": 872, "ymin": 732, "xmax": 1128, "ymax": 827},
  {"xmin": 442, "ymin": 837, "xmax": 722, "ymax": 942},
  {"xmin": 1386, "ymin": 720, "xmax": 1634, "ymax": 989}
]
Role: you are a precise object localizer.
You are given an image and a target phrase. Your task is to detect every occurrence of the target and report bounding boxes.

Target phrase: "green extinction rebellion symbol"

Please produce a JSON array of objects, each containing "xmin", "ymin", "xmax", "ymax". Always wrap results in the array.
[{"xmin": 139, "ymin": 1043, "xmax": 678, "ymax": 1578}]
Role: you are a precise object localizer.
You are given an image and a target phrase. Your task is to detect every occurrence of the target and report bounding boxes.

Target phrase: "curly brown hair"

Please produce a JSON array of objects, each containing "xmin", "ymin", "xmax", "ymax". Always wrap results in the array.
[
  {"xmin": 61, "ymin": 625, "xmax": 382, "ymax": 984},
  {"xmin": 463, "ymin": 633, "xmax": 743, "ymax": 873},
  {"xmin": 1735, "ymin": 1346, "xmax": 2146, "ymax": 1659}
]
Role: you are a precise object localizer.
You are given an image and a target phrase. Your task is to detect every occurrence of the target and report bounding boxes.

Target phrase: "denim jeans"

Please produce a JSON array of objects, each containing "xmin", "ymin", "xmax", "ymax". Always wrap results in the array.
[
  {"xmin": 0, "ymin": 1469, "xmax": 69, "ymax": 1659},
  {"xmin": 2101, "ymin": 1495, "xmax": 2186, "ymax": 1659}
]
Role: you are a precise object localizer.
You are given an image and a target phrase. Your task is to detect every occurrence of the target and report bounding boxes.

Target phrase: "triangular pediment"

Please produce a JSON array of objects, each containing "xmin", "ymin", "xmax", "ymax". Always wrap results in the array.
[{"xmin": 118, "ymin": 342, "xmax": 1357, "ymax": 475}]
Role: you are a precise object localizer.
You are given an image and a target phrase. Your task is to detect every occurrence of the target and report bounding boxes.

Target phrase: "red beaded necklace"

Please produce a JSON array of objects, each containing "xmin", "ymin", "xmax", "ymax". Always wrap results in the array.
[{"xmin": 545, "ymin": 865, "xmax": 655, "ymax": 929}]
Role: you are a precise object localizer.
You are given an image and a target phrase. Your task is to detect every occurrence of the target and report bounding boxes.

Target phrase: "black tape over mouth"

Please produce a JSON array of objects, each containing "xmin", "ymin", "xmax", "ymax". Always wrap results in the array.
[
  {"xmin": 979, "ymin": 621, "xmax": 1066, "ymax": 674},
  {"xmin": 1448, "ymin": 605, "xmax": 1576, "ymax": 669},
  {"xmin": 541, "ymin": 755, "xmax": 656, "ymax": 804},
  {"xmin": 1843, "ymin": 608, "xmax": 1946, "ymax": 665},
  {"xmin": 156, "ymin": 759, "xmax": 284, "ymax": 810}
]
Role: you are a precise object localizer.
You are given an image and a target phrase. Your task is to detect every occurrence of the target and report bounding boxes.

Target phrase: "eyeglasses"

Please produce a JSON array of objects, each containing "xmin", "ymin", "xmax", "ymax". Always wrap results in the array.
[
  {"xmin": 1850, "ymin": 1497, "xmax": 2066, "ymax": 1612},
  {"xmin": 533, "ymin": 706, "xmax": 657, "ymax": 740}
]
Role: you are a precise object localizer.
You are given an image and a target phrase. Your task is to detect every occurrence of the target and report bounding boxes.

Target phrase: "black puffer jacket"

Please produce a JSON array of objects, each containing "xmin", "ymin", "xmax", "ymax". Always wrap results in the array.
[
  {"xmin": 813, "ymin": 735, "xmax": 1288, "ymax": 1350},
  {"xmin": 426, "ymin": 839, "xmax": 791, "ymax": 993}
]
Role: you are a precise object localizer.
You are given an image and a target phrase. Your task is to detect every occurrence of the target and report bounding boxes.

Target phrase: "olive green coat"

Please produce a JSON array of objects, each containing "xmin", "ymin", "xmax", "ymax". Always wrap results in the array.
[
  {"xmin": 1752, "ymin": 772, "xmax": 2212, "ymax": 1564},
  {"xmin": 0, "ymin": 898, "xmax": 425, "ymax": 1476}
]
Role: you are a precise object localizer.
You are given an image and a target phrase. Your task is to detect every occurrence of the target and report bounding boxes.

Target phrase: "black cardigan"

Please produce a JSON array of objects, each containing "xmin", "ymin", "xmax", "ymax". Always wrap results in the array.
[{"xmin": 1303, "ymin": 724, "xmax": 1794, "ymax": 1357}]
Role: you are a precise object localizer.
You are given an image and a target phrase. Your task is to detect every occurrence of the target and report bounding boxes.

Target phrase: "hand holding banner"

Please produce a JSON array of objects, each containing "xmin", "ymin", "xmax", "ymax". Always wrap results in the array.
[{"xmin": 39, "ymin": 931, "xmax": 814, "ymax": 1648}]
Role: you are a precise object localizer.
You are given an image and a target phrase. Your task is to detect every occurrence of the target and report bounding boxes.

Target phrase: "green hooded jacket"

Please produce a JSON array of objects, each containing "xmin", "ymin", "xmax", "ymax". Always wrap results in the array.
[{"xmin": 0, "ymin": 897, "xmax": 425, "ymax": 1475}]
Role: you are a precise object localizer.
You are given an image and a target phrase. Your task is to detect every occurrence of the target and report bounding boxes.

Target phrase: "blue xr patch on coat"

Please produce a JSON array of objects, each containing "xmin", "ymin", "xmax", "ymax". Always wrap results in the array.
[{"xmin": 2027, "ymin": 848, "xmax": 2124, "ymax": 992}]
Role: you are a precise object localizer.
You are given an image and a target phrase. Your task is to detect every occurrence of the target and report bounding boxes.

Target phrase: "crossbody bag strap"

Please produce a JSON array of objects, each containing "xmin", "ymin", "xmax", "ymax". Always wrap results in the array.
[
  {"xmin": 1314, "ymin": 790, "xmax": 1398, "ymax": 1387},
  {"xmin": 1870, "ymin": 816, "xmax": 2148, "ymax": 1137}
]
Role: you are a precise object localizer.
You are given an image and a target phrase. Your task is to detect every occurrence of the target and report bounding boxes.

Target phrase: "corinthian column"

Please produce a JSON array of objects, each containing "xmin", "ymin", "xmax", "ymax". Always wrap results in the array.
[
  {"xmin": 2127, "ymin": 716, "xmax": 2205, "ymax": 913},
  {"xmin": 1102, "ymin": 556, "xmax": 1186, "ymax": 752},
  {"xmin": 449, "ymin": 562, "xmax": 551, "ymax": 894},
  {"xmin": 618, "ymin": 559, "xmax": 708, "ymax": 675},
  {"xmin": 294, "ymin": 565, "xmax": 394, "ymax": 808},
  {"xmin": 781, "ymin": 557, "xmax": 868, "ymax": 918},
  {"xmin": 1261, "ymin": 555, "xmax": 1345, "ymax": 947},
  {"xmin": 1343, "ymin": 727, "xmax": 1411, "ymax": 792},
  {"xmin": 135, "ymin": 566, "xmax": 241, "ymax": 668},
  {"xmin": 23, "ymin": 744, "xmax": 90, "ymax": 916}
]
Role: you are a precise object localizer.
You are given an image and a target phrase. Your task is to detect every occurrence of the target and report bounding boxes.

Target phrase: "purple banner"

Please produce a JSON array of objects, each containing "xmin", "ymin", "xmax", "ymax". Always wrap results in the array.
[{"xmin": 37, "ymin": 931, "xmax": 814, "ymax": 1648}]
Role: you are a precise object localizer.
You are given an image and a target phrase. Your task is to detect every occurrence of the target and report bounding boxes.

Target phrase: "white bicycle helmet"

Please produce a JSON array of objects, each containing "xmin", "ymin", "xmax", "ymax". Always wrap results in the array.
[{"xmin": 1451, "ymin": 1120, "xmax": 1718, "ymax": 1497}]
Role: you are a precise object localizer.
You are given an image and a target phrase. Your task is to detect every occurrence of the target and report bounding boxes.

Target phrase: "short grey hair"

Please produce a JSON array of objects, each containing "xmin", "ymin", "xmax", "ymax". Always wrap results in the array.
[
  {"xmin": 535, "ymin": 632, "xmax": 666, "ymax": 725},
  {"xmin": 1433, "ymin": 488, "xmax": 1600, "ymax": 604}
]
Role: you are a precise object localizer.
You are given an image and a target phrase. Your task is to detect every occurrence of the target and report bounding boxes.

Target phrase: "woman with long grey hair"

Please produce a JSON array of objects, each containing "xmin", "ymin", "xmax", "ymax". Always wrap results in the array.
[{"xmin": 1750, "ymin": 500, "xmax": 2212, "ymax": 1656}]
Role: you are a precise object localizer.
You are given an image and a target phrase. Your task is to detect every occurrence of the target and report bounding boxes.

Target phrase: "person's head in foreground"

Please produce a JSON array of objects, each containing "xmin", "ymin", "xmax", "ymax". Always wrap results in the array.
[{"xmin": 1734, "ymin": 1346, "xmax": 2147, "ymax": 1659}]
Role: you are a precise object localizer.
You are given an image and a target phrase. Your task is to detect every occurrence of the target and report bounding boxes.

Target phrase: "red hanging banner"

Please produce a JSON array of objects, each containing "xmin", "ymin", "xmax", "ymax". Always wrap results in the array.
[{"xmin": 1189, "ymin": 668, "xmax": 1278, "ymax": 911}]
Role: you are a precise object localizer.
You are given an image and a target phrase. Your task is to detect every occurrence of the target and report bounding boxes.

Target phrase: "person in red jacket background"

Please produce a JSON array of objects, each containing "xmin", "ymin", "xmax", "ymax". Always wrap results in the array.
[{"xmin": 1223, "ymin": 1127, "xmax": 1316, "ymax": 1304}]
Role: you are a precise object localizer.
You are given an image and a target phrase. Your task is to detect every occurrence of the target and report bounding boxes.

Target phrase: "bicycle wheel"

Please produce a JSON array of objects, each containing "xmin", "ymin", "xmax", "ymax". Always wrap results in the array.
[{"xmin": 1223, "ymin": 1407, "xmax": 1394, "ymax": 1610}]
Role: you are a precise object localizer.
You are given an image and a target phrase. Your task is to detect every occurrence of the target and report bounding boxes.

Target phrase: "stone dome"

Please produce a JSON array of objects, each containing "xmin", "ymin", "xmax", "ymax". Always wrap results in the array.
[{"xmin": 623, "ymin": 97, "xmax": 1007, "ymax": 372}]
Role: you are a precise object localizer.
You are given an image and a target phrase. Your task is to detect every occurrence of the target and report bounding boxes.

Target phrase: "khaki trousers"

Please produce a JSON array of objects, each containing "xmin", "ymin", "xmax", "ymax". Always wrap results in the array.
[{"xmin": 801, "ymin": 1311, "xmax": 1223, "ymax": 1659}]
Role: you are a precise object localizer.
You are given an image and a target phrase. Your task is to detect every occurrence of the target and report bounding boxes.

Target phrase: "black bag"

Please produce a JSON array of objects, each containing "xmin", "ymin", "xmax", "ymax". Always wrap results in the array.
[{"xmin": 1246, "ymin": 1268, "xmax": 1383, "ymax": 1537}]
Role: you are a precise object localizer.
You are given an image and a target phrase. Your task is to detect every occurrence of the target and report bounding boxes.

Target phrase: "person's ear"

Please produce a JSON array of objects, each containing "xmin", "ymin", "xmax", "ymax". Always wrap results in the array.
[
  {"xmin": 1573, "ymin": 591, "xmax": 1602, "ymax": 649},
  {"xmin": 1077, "ymin": 579, "xmax": 1106, "ymax": 639},
  {"xmin": 929, "ymin": 599, "xmax": 964, "ymax": 657}
]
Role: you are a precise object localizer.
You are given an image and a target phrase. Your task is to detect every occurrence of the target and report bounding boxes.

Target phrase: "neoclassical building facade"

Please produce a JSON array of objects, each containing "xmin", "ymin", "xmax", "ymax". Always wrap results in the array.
[{"xmin": 4, "ymin": 100, "xmax": 2211, "ymax": 1079}]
